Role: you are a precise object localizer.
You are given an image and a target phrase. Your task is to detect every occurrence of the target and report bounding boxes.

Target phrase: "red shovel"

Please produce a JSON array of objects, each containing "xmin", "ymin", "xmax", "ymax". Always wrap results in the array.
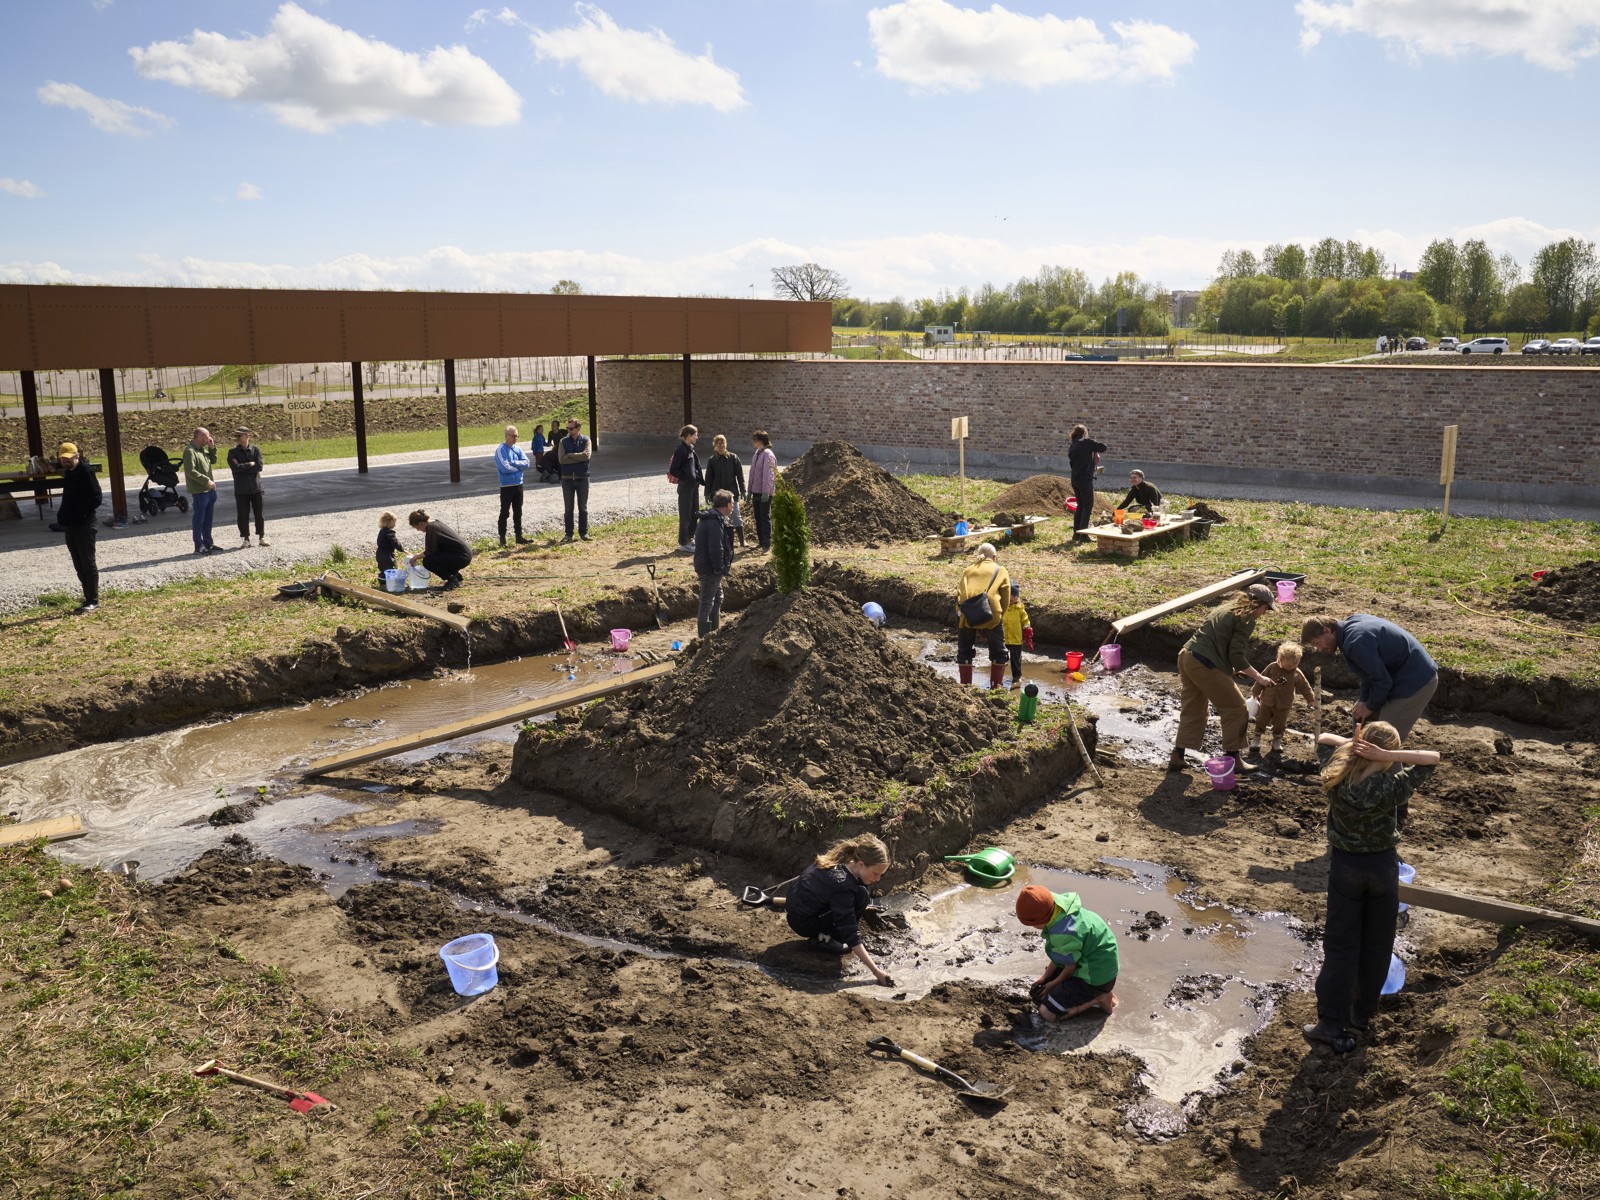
[
  {"xmin": 193, "ymin": 1059, "xmax": 336, "ymax": 1114},
  {"xmin": 554, "ymin": 603, "xmax": 576, "ymax": 655}
]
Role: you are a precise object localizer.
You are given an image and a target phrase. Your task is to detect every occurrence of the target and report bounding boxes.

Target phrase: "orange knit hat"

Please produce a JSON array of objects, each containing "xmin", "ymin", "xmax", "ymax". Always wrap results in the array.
[{"xmin": 1015, "ymin": 885, "xmax": 1054, "ymax": 925}]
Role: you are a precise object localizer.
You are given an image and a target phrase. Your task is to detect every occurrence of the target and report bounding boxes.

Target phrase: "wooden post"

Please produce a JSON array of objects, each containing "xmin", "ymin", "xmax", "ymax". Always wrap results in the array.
[
  {"xmin": 98, "ymin": 368, "xmax": 128, "ymax": 522},
  {"xmin": 587, "ymin": 354, "xmax": 598, "ymax": 448},
  {"xmin": 444, "ymin": 359, "xmax": 460, "ymax": 484},
  {"xmin": 951, "ymin": 415, "xmax": 969, "ymax": 518},
  {"xmin": 350, "ymin": 362, "xmax": 368, "ymax": 474},
  {"xmin": 1439, "ymin": 424, "xmax": 1459, "ymax": 528}
]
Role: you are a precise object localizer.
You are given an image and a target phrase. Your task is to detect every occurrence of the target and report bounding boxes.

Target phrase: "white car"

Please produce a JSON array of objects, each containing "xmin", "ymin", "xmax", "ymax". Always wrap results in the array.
[
  {"xmin": 1550, "ymin": 338, "xmax": 1581, "ymax": 355},
  {"xmin": 1437, "ymin": 337, "xmax": 1460, "ymax": 351},
  {"xmin": 1460, "ymin": 337, "xmax": 1508, "ymax": 355}
]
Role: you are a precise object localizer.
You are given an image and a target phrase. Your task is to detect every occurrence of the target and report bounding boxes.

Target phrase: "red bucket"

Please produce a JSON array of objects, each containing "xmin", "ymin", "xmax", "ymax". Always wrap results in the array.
[{"xmin": 1065, "ymin": 650, "xmax": 1083, "ymax": 671}]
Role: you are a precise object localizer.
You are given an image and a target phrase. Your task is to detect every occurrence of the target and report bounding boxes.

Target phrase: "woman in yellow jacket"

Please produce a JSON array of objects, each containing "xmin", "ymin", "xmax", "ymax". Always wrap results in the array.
[
  {"xmin": 957, "ymin": 543, "xmax": 1011, "ymax": 688},
  {"xmin": 1001, "ymin": 582, "xmax": 1033, "ymax": 686}
]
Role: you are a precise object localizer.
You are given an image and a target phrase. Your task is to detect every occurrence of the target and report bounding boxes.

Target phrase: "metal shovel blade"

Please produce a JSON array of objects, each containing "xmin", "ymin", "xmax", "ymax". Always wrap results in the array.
[{"xmin": 865, "ymin": 1036, "xmax": 1010, "ymax": 1109}]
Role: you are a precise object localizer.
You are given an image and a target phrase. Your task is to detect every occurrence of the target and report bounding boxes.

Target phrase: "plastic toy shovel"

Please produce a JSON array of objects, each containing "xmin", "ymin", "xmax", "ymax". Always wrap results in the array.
[{"xmin": 193, "ymin": 1059, "xmax": 336, "ymax": 1115}]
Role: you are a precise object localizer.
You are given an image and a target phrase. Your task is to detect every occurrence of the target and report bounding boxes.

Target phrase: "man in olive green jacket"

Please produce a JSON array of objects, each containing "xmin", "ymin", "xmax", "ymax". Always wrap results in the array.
[{"xmin": 181, "ymin": 427, "xmax": 218, "ymax": 555}]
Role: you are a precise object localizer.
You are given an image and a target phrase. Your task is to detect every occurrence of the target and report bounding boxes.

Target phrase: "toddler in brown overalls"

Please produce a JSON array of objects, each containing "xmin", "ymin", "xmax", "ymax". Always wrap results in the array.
[{"xmin": 1250, "ymin": 641, "xmax": 1317, "ymax": 757}]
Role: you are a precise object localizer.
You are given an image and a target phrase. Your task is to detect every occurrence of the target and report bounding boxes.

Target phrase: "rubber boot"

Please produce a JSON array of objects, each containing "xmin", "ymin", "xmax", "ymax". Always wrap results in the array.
[
  {"xmin": 958, "ymin": 663, "xmax": 974, "ymax": 686},
  {"xmin": 1167, "ymin": 748, "xmax": 1187, "ymax": 772},
  {"xmin": 989, "ymin": 663, "xmax": 1006, "ymax": 690}
]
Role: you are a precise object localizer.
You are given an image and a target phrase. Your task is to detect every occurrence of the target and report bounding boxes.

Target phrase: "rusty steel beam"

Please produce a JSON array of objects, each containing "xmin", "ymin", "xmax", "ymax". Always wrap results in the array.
[
  {"xmin": 98, "ymin": 368, "xmax": 127, "ymax": 522},
  {"xmin": 682, "ymin": 353, "xmax": 692, "ymax": 426},
  {"xmin": 350, "ymin": 361, "xmax": 368, "ymax": 474},
  {"xmin": 444, "ymin": 358, "xmax": 460, "ymax": 484},
  {"xmin": 21, "ymin": 370, "xmax": 46, "ymax": 507},
  {"xmin": 587, "ymin": 354, "xmax": 598, "ymax": 448}
]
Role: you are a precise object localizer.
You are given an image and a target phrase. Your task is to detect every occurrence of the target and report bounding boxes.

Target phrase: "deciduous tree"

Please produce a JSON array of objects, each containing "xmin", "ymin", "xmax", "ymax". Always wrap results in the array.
[{"xmin": 771, "ymin": 263, "xmax": 849, "ymax": 302}]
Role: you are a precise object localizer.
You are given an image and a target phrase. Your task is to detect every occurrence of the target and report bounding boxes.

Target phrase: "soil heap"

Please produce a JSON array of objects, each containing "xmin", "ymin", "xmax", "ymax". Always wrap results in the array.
[
  {"xmin": 1510, "ymin": 559, "xmax": 1600, "ymax": 625},
  {"xmin": 782, "ymin": 441, "xmax": 944, "ymax": 544},
  {"xmin": 511, "ymin": 587, "xmax": 1087, "ymax": 876},
  {"xmin": 989, "ymin": 474, "xmax": 1114, "ymax": 527}
]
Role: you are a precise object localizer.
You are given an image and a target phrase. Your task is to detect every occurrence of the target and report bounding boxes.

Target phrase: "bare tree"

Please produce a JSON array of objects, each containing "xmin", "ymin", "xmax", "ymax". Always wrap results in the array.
[{"xmin": 770, "ymin": 263, "xmax": 849, "ymax": 302}]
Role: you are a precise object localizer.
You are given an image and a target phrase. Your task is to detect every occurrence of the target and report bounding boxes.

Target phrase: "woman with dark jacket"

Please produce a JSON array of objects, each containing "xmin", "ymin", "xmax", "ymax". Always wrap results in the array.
[
  {"xmin": 1170, "ymin": 583, "xmax": 1278, "ymax": 771},
  {"xmin": 407, "ymin": 508, "xmax": 473, "ymax": 591},
  {"xmin": 669, "ymin": 424, "xmax": 703, "ymax": 553},
  {"xmin": 785, "ymin": 835, "xmax": 895, "ymax": 986},
  {"xmin": 703, "ymin": 434, "xmax": 747, "ymax": 549},
  {"xmin": 1067, "ymin": 424, "xmax": 1106, "ymax": 538}
]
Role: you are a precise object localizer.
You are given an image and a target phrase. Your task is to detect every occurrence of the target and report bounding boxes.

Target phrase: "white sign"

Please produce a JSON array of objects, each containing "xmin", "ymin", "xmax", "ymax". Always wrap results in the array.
[{"xmin": 950, "ymin": 415, "xmax": 969, "ymax": 440}]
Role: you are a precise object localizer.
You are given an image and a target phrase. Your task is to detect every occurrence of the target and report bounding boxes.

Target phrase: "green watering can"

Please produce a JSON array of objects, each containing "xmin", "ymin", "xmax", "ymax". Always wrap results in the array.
[{"xmin": 944, "ymin": 846, "xmax": 1016, "ymax": 885}]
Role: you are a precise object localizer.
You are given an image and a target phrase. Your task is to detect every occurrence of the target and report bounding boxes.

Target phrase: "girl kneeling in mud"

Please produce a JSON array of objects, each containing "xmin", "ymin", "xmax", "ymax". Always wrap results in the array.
[{"xmin": 786, "ymin": 835, "xmax": 895, "ymax": 987}]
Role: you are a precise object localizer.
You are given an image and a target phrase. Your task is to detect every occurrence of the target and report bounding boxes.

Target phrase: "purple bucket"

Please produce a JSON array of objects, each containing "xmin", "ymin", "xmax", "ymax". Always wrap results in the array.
[{"xmin": 1204, "ymin": 755, "xmax": 1236, "ymax": 791}]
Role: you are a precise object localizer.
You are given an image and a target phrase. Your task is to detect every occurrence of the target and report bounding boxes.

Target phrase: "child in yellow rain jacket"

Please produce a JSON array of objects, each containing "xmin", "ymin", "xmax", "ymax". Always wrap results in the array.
[
  {"xmin": 1250, "ymin": 641, "xmax": 1318, "ymax": 757},
  {"xmin": 1002, "ymin": 583, "xmax": 1033, "ymax": 686}
]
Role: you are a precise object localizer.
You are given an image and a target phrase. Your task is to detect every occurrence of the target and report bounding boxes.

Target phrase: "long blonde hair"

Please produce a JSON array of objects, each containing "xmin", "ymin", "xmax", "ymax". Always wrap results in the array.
[
  {"xmin": 1228, "ymin": 590, "xmax": 1260, "ymax": 618},
  {"xmin": 1321, "ymin": 721, "xmax": 1402, "ymax": 794},
  {"xmin": 815, "ymin": 834, "xmax": 889, "ymax": 870}
]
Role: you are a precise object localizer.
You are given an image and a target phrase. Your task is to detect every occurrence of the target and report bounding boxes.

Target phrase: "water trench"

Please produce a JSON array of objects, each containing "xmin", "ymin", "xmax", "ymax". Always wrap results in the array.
[{"xmin": 3, "ymin": 615, "xmax": 1318, "ymax": 1128}]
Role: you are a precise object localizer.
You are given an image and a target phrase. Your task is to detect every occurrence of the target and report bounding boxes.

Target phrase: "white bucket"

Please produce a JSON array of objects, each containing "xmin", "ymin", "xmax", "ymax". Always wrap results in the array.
[
  {"xmin": 408, "ymin": 562, "xmax": 431, "ymax": 591},
  {"xmin": 383, "ymin": 568, "xmax": 408, "ymax": 594}
]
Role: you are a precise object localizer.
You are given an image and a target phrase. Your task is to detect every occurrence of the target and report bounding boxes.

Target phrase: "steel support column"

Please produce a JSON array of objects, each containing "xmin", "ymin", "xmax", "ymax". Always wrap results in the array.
[
  {"xmin": 350, "ymin": 361, "xmax": 368, "ymax": 474},
  {"xmin": 98, "ymin": 368, "xmax": 127, "ymax": 522},
  {"xmin": 682, "ymin": 353, "xmax": 692, "ymax": 426},
  {"xmin": 586, "ymin": 355, "xmax": 598, "ymax": 448},
  {"xmin": 21, "ymin": 370, "xmax": 46, "ymax": 507},
  {"xmin": 444, "ymin": 359, "xmax": 460, "ymax": 484}
]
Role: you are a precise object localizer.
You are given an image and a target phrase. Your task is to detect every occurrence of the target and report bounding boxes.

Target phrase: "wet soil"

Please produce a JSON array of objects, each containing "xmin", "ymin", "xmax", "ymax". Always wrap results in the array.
[
  {"xmin": 783, "ymin": 440, "xmax": 946, "ymax": 543},
  {"xmin": 1509, "ymin": 558, "xmax": 1600, "ymax": 625}
]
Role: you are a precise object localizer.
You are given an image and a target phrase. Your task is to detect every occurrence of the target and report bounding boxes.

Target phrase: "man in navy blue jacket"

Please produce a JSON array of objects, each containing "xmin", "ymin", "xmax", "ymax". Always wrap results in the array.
[
  {"xmin": 1302, "ymin": 613, "xmax": 1438, "ymax": 738},
  {"xmin": 557, "ymin": 418, "xmax": 592, "ymax": 542},
  {"xmin": 693, "ymin": 490, "xmax": 734, "ymax": 637}
]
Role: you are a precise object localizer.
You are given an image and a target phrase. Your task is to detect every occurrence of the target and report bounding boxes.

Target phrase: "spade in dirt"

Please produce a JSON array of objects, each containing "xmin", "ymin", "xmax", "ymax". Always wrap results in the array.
[
  {"xmin": 866, "ymin": 1036, "xmax": 1011, "ymax": 1109},
  {"xmin": 193, "ymin": 1059, "xmax": 336, "ymax": 1115}
]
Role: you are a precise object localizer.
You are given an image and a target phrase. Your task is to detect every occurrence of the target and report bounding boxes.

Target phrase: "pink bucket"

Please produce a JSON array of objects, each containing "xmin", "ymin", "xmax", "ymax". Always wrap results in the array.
[
  {"xmin": 1205, "ymin": 755, "xmax": 1236, "ymax": 791},
  {"xmin": 609, "ymin": 628, "xmax": 631, "ymax": 652},
  {"xmin": 1065, "ymin": 650, "xmax": 1084, "ymax": 672},
  {"xmin": 1099, "ymin": 644, "xmax": 1122, "ymax": 671},
  {"xmin": 1276, "ymin": 579, "xmax": 1297, "ymax": 603}
]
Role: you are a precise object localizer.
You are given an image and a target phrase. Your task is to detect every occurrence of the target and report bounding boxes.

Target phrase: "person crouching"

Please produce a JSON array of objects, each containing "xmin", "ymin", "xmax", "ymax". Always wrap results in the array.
[
  {"xmin": 785, "ymin": 835, "xmax": 895, "ymax": 987},
  {"xmin": 1015, "ymin": 883, "xmax": 1119, "ymax": 1021}
]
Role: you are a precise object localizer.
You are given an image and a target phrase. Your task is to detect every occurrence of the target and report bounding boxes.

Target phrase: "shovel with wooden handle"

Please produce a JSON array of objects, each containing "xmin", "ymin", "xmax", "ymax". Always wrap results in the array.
[
  {"xmin": 646, "ymin": 563, "xmax": 666, "ymax": 629},
  {"xmin": 193, "ymin": 1059, "xmax": 336, "ymax": 1115},
  {"xmin": 865, "ymin": 1036, "xmax": 1010, "ymax": 1108}
]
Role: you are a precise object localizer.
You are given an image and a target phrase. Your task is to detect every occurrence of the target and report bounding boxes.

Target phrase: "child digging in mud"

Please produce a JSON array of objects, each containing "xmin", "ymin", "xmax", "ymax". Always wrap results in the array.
[
  {"xmin": 1015, "ymin": 884, "xmax": 1119, "ymax": 1021},
  {"xmin": 786, "ymin": 835, "xmax": 896, "ymax": 987},
  {"xmin": 1249, "ymin": 641, "xmax": 1317, "ymax": 758}
]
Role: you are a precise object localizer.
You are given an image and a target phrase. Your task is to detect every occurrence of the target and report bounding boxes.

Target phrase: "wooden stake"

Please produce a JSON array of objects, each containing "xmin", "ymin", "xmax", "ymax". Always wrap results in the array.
[
  {"xmin": 1064, "ymin": 704, "xmax": 1104, "ymax": 787},
  {"xmin": 1439, "ymin": 424, "xmax": 1459, "ymax": 530}
]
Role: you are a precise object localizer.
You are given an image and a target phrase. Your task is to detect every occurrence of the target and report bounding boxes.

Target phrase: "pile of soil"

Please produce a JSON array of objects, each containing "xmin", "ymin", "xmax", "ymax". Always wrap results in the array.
[
  {"xmin": 989, "ymin": 474, "xmax": 1115, "ymax": 524},
  {"xmin": 782, "ymin": 440, "xmax": 944, "ymax": 544},
  {"xmin": 1510, "ymin": 559, "xmax": 1600, "ymax": 624},
  {"xmin": 1190, "ymin": 500, "xmax": 1228, "ymax": 524},
  {"xmin": 511, "ymin": 587, "xmax": 1088, "ymax": 877}
]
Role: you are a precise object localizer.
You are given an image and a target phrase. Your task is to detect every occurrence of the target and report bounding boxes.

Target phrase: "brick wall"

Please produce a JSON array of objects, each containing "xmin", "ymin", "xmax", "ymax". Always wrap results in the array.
[{"xmin": 598, "ymin": 359, "xmax": 1600, "ymax": 504}]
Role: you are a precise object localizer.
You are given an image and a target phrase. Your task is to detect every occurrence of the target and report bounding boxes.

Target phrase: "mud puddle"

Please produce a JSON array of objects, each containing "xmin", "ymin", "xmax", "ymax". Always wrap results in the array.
[
  {"xmin": 0, "ymin": 636, "xmax": 686, "ymax": 879},
  {"xmin": 889, "ymin": 860, "xmax": 1315, "ymax": 1114}
]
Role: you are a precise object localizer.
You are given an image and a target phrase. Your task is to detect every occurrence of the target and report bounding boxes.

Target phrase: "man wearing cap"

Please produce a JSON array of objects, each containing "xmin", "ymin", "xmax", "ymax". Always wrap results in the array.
[
  {"xmin": 1170, "ymin": 582, "xmax": 1280, "ymax": 771},
  {"xmin": 180, "ymin": 427, "xmax": 218, "ymax": 554},
  {"xmin": 557, "ymin": 417, "xmax": 592, "ymax": 543},
  {"xmin": 1300, "ymin": 613, "xmax": 1438, "ymax": 739},
  {"xmin": 226, "ymin": 428, "xmax": 269, "ymax": 548},
  {"xmin": 53, "ymin": 442, "xmax": 102, "ymax": 614},
  {"xmin": 1015, "ymin": 884, "xmax": 1119, "ymax": 1021}
]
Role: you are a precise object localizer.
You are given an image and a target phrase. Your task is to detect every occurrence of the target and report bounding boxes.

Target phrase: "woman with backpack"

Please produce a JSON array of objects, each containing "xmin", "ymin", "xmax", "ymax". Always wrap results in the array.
[{"xmin": 956, "ymin": 543, "xmax": 1011, "ymax": 689}]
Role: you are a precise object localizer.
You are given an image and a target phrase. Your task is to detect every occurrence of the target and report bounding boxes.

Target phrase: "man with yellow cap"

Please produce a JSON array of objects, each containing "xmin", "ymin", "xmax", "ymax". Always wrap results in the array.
[
  {"xmin": 1015, "ymin": 883, "xmax": 1119, "ymax": 1021},
  {"xmin": 53, "ymin": 442, "xmax": 102, "ymax": 614}
]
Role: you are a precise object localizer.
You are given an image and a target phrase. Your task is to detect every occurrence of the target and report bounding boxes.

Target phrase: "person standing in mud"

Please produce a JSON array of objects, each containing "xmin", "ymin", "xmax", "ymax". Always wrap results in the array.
[
  {"xmin": 670, "ymin": 425, "xmax": 703, "ymax": 553},
  {"xmin": 1067, "ymin": 425, "xmax": 1106, "ymax": 539},
  {"xmin": 407, "ymin": 509, "xmax": 472, "ymax": 591},
  {"xmin": 1300, "ymin": 614, "xmax": 1438, "ymax": 740},
  {"xmin": 1015, "ymin": 884, "xmax": 1119, "ymax": 1021},
  {"xmin": 1304, "ymin": 722, "xmax": 1440, "ymax": 1054},
  {"xmin": 693, "ymin": 489, "xmax": 734, "ymax": 637},
  {"xmin": 956, "ymin": 543, "xmax": 1011, "ymax": 689},
  {"xmin": 748, "ymin": 430, "xmax": 777, "ymax": 552},
  {"xmin": 1169, "ymin": 584, "xmax": 1280, "ymax": 772},
  {"xmin": 785, "ymin": 835, "xmax": 895, "ymax": 986}
]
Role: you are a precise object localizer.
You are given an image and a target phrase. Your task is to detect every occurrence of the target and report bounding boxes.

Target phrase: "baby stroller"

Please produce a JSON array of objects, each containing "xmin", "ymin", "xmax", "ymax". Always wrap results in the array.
[{"xmin": 138, "ymin": 445, "xmax": 188, "ymax": 516}]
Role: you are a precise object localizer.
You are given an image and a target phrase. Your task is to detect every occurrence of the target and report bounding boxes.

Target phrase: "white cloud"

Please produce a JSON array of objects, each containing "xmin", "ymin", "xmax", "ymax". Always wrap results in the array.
[
  {"xmin": 236, "ymin": 182, "xmax": 263, "ymax": 201},
  {"xmin": 466, "ymin": 7, "xmax": 523, "ymax": 31},
  {"xmin": 129, "ymin": 2, "xmax": 522, "ymax": 132},
  {"xmin": 1, "ymin": 178, "xmax": 46, "ymax": 199},
  {"xmin": 867, "ymin": 0, "xmax": 1196, "ymax": 91},
  {"xmin": 36, "ymin": 81, "xmax": 173, "ymax": 136},
  {"xmin": 531, "ymin": 4, "xmax": 747, "ymax": 111},
  {"xmin": 1298, "ymin": 0, "xmax": 1600, "ymax": 71}
]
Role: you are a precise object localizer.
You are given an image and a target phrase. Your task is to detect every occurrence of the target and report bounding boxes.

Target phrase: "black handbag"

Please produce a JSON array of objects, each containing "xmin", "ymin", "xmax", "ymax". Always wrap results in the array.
[{"xmin": 958, "ymin": 566, "xmax": 1002, "ymax": 624}]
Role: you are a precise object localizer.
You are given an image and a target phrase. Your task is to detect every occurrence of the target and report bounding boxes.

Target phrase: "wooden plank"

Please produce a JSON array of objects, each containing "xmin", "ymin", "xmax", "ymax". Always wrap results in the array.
[
  {"xmin": 0, "ymin": 812, "xmax": 86, "ymax": 847},
  {"xmin": 1399, "ymin": 881, "xmax": 1600, "ymax": 940},
  {"xmin": 302, "ymin": 660, "xmax": 676, "ymax": 776},
  {"xmin": 318, "ymin": 573, "xmax": 472, "ymax": 632},
  {"xmin": 1111, "ymin": 569, "xmax": 1266, "ymax": 636}
]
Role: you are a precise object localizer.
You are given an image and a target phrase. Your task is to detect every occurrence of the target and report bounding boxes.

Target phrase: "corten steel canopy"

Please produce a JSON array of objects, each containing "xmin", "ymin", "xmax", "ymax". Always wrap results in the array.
[{"xmin": 1, "ymin": 284, "xmax": 830, "ymax": 520}]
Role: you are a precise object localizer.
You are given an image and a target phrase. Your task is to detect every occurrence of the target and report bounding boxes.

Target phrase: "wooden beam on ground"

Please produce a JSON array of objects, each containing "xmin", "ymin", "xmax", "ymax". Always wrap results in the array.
[
  {"xmin": 317, "ymin": 573, "xmax": 472, "ymax": 632},
  {"xmin": 1110, "ymin": 569, "xmax": 1266, "ymax": 638},
  {"xmin": 1400, "ymin": 881, "xmax": 1600, "ymax": 942},
  {"xmin": 301, "ymin": 660, "xmax": 675, "ymax": 776},
  {"xmin": 0, "ymin": 812, "xmax": 86, "ymax": 847}
]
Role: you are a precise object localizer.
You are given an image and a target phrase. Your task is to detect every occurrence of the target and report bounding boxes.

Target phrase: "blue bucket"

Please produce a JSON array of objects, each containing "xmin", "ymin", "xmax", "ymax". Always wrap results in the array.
[
  {"xmin": 862, "ymin": 602, "xmax": 885, "ymax": 626},
  {"xmin": 383, "ymin": 568, "xmax": 408, "ymax": 594},
  {"xmin": 439, "ymin": 933, "xmax": 499, "ymax": 997},
  {"xmin": 1381, "ymin": 951, "xmax": 1406, "ymax": 995},
  {"xmin": 1397, "ymin": 861, "xmax": 1415, "ymax": 912}
]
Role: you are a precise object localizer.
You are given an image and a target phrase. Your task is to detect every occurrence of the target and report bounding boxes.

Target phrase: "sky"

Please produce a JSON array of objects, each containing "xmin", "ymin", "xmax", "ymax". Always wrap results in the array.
[{"xmin": 2, "ymin": 0, "xmax": 1598, "ymax": 299}]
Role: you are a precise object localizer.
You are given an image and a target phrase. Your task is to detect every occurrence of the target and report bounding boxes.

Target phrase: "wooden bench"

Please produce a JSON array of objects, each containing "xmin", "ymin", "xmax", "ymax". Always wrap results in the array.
[
  {"xmin": 927, "ymin": 516, "xmax": 1050, "ymax": 556},
  {"xmin": 1087, "ymin": 514, "xmax": 1199, "ymax": 557}
]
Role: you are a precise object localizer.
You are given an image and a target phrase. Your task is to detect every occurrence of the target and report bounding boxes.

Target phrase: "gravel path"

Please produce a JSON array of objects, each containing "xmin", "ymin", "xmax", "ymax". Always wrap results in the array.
[{"xmin": 0, "ymin": 442, "xmax": 677, "ymax": 615}]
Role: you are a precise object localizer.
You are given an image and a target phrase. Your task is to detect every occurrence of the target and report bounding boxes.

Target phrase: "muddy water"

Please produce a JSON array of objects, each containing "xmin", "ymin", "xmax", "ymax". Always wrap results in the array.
[
  {"xmin": 888, "ymin": 860, "xmax": 1315, "ymax": 1111},
  {"xmin": 0, "ymin": 641, "xmax": 674, "ymax": 880}
]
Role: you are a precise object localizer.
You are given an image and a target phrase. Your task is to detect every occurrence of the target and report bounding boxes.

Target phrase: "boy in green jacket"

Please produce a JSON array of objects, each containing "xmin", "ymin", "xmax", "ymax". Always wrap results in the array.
[{"xmin": 1016, "ymin": 884, "xmax": 1119, "ymax": 1020}]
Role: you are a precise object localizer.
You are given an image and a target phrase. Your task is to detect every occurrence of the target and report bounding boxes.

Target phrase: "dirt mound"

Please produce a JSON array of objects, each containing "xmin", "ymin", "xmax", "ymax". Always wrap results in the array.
[
  {"xmin": 1510, "ymin": 559, "xmax": 1600, "ymax": 624},
  {"xmin": 511, "ymin": 587, "xmax": 1089, "ymax": 876},
  {"xmin": 782, "ymin": 440, "xmax": 944, "ymax": 544},
  {"xmin": 1190, "ymin": 501, "xmax": 1228, "ymax": 524},
  {"xmin": 989, "ymin": 474, "xmax": 1114, "ymax": 524}
]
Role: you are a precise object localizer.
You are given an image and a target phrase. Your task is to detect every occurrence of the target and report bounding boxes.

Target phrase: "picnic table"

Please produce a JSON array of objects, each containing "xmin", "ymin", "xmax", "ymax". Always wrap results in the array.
[
  {"xmin": 927, "ymin": 516, "xmax": 1050, "ymax": 556},
  {"xmin": 1086, "ymin": 513, "xmax": 1200, "ymax": 557},
  {"xmin": 0, "ymin": 463, "xmax": 101, "ymax": 520}
]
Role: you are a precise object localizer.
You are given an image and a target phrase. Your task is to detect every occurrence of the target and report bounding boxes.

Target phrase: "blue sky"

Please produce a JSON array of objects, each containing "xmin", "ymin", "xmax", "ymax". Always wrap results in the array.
[{"xmin": 2, "ymin": 0, "xmax": 1597, "ymax": 298}]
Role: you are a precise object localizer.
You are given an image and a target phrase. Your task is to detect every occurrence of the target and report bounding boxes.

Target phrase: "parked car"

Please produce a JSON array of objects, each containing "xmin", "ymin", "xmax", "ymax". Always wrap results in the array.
[
  {"xmin": 1550, "ymin": 338, "xmax": 1581, "ymax": 355},
  {"xmin": 1437, "ymin": 336, "xmax": 1460, "ymax": 351},
  {"xmin": 1461, "ymin": 337, "xmax": 1508, "ymax": 355},
  {"xmin": 1406, "ymin": 336, "xmax": 1428, "ymax": 351},
  {"xmin": 1580, "ymin": 337, "xmax": 1600, "ymax": 356},
  {"xmin": 1522, "ymin": 339, "xmax": 1551, "ymax": 354}
]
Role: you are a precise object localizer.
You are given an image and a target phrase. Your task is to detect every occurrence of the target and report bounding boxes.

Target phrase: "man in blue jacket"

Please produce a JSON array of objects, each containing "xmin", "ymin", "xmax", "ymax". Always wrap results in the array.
[
  {"xmin": 557, "ymin": 418, "xmax": 592, "ymax": 542},
  {"xmin": 494, "ymin": 425, "xmax": 530, "ymax": 547},
  {"xmin": 1302, "ymin": 613, "xmax": 1438, "ymax": 738},
  {"xmin": 694, "ymin": 490, "xmax": 734, "ymax": 637}
]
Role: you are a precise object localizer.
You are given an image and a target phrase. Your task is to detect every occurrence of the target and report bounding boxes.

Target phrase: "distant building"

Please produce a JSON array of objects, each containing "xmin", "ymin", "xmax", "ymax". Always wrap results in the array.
[
  {"xmin": 1169, "ymin": 291, "xmax": 1202, "ymax": 327},
  {"xmin": 924, "ymin": 325, "xmax": 955, "ymax": 344}
]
